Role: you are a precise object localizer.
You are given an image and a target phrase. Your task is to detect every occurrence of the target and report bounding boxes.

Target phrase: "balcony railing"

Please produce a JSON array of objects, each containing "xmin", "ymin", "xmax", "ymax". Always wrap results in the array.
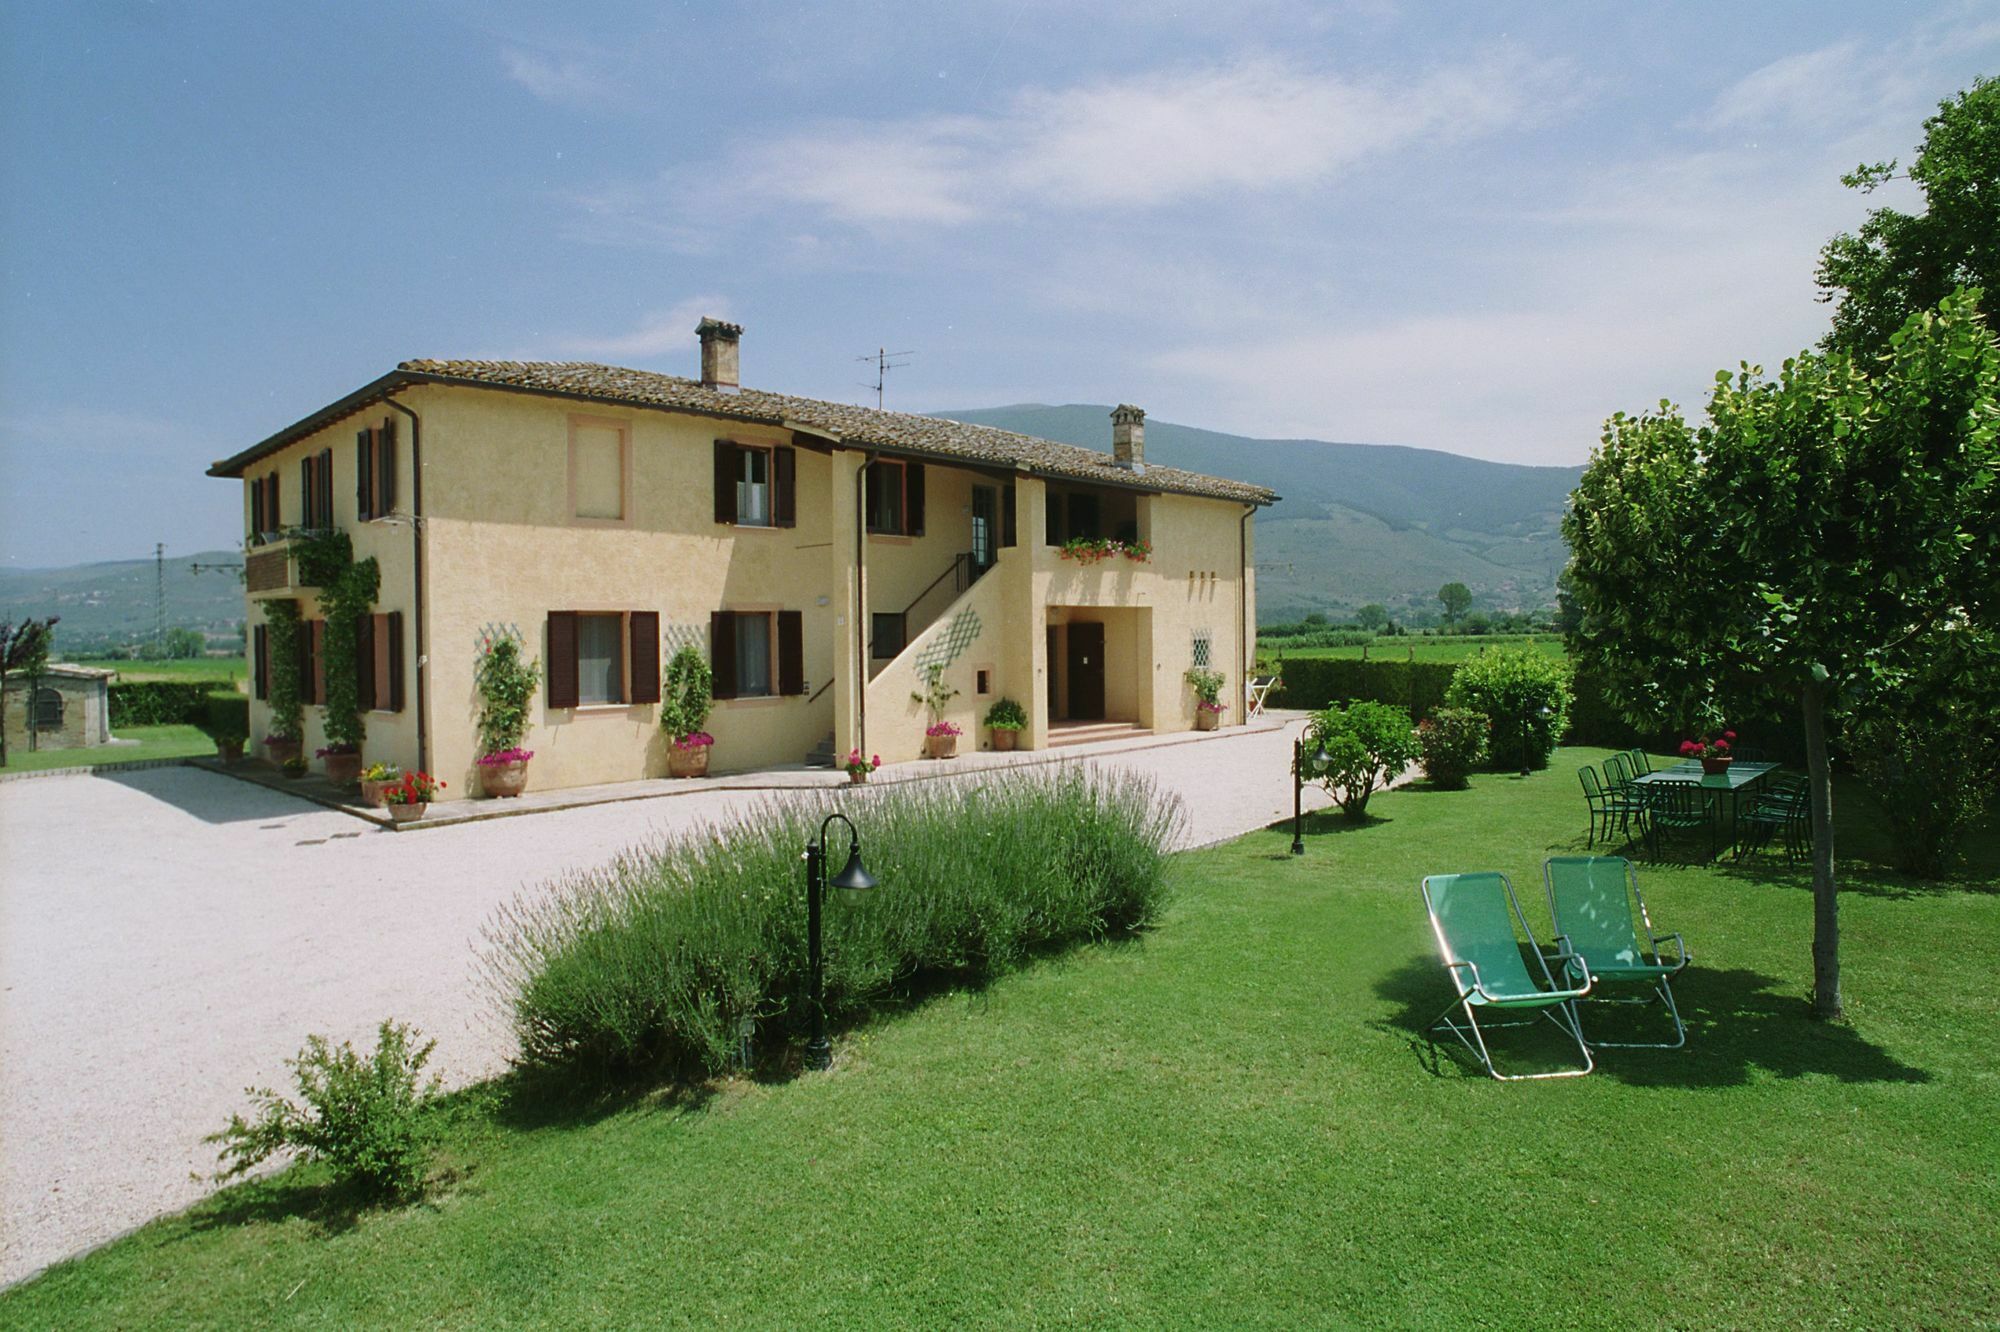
[{"xmin": 243, "ymin": 536, "xmax": 325, "ymax": 600}]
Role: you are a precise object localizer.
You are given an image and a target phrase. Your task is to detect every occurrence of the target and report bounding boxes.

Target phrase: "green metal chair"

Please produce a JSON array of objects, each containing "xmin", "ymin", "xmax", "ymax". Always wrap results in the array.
[
  {"xmin": 1736, "ymin": 778, "xmax": 1809, "ymax": 864},
  {"xmin": 1642, "ymin": 778, "xmax": 1714, "ymax": 861},
  {"xmin": 1584, "ymin": 761, "xmax": 1648, "ymax": 846},
  {"xmin": 1420, "ymin": 872, "xmax": 1595, "ymax": 1080},
  {"xmin": 1625, "ymin": 748, "xmax": 1654, "ymax": 776},
  {"xmin": 1542, "ymin": 856, "xmax": 1689, "ymax": 1048}
]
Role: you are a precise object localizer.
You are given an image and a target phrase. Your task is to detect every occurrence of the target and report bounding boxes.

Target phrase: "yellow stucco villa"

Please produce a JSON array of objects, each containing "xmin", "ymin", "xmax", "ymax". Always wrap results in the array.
[{"xmin": 208, "ymin": 319, "xmax": 1276, "ymax": 799}]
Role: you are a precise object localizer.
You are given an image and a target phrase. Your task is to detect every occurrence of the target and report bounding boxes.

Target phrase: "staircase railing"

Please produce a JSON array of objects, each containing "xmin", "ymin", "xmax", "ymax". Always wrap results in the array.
[{"xmin": 810, "ymin": 553, "xmax": 988, "ymax": 707}]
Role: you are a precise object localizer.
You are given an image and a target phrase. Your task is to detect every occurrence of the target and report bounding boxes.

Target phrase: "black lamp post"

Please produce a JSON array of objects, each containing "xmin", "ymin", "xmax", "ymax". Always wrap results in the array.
[
  {"xmin": 804, "ymin": 811, "xmax": 878, "ymax": 1071},
  {"xmin": 1292, "ymin": 732, "xmax": 1332, "ymax": 855},
  {"xmin": 1520, "ymin": 704, "xmax": 1555, "ymax": 778}
]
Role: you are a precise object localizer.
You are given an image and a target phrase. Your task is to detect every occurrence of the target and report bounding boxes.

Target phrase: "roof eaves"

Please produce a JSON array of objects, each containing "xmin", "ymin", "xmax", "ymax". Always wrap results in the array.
[{"xmin": 206, "ymin": 370, "xmax": 416, "ymax": 478}]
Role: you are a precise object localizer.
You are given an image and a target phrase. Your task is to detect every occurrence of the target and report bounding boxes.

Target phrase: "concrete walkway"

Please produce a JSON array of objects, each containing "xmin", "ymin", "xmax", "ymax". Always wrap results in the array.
[{"xmin": 0, "ymin": 717, "xmax": 1333, "ymax": 1287}]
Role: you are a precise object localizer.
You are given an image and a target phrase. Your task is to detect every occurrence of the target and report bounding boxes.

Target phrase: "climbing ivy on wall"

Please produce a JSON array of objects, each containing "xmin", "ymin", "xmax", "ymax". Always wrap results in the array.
[
  {"xmin": 318, "ymin": 555, "xmax": 381, "ymax": 750},
  {"xmin": 264, "ymin": 599, "xmax": 303, "ymax": 741}
]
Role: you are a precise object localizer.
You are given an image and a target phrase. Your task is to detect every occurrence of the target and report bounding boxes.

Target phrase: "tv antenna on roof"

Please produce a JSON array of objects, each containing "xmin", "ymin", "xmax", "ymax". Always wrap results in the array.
[{"xmin": 856, "ymin": 347, "xmax": 915, "ymax": 410}]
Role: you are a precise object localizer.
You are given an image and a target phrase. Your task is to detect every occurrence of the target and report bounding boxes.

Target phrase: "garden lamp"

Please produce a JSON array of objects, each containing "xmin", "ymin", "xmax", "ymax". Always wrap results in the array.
[
  {"xmin": 804, "ymin": 812, "xmax": 878, "ymax": 1071},
  {"xmin": 1292, "ymin": 733, "xmax": 1332, "ymax": 856},
  {"xmin": 1521, "ymin": 705, "xmax": 1555, "ymax": 778}
]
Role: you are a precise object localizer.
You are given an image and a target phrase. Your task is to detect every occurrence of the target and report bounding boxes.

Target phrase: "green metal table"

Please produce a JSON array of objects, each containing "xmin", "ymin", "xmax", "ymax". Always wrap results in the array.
[{"xmin": 1631, "ymin": 761, "xmax": 1779, "ymax": 858}]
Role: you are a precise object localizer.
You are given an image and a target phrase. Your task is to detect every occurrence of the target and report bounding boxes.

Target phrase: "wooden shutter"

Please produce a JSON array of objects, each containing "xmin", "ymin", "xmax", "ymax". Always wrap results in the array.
[
  {"xmin": 629, "ymin": 611, "xmax": 661, "ymax": 704},
  {"xmin": 266, "ymin": 474, "xmax": 280, "ymax": 530},
  {"xmin": 300, "ymin": 457, "xmax": 314, "ymax": 530},
  {"xmin": 356, "ymin": 429, "xmax": 375, "ymax": 520},
  {"xmin": 378, "ymin": 419, "xmax": 397, "ymax": 514},
  {"xmin": 1002, "ymin": 484, "xmax": 1016, "ymax": 548},
  {"xmin": 294, "ymin": 619, "xmax": 312, "ymax": 705},
  {"xmin": 249, "ymin": 478, "xmax": 264, "ymax": 538},
  {"xmin": 710, "ymin": 611, "xmax": 738, "ymax": 700},
  {"xmin": 713, "ymin": 441, "xmax": 737, "ymax": 524},
  {"xmin": 386, "ymin": 612, "xmax": 405, "ymax": 712},
  {"xmin": 546, "ymin": 612, "xmax": 578, "ymax": 709},
  {"xmin": 318, "ymin": 450, "xmax": 334, "ymax": 527},
  {"xmin": 356, "ymin": 612, "xmax": 376, "ymax": 711},
  {"xmin": 253, "ymin": 624, "xmax": 269, "ymax": 700},
  {"xmin": 906, "ymin": 462, "xmax": 925, "ymax": 536},
  {"xmin": 773, "ymin": 446, "xmax": 796, "ymax": 528},
  {"xmin": 310, "ymin": 620, "xmax": 326, "ymax": 703},
  {"xmin": 777, "ymin": 611, "xmax": 804, "ymax": 696}
]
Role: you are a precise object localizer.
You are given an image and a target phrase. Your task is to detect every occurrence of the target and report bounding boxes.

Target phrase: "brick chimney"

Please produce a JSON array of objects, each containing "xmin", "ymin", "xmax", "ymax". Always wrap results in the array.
[
  {"xmin": 1111, "ymin": 404, "xmax": 1146, "ymax": 472},
  {"xmin": 696, "ymin": 317, "xmax": 743, "ymax": 392}
]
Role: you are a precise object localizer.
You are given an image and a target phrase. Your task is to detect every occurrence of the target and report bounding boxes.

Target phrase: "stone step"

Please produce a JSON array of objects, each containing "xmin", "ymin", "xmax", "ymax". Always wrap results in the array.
[
  {"xmin": 805, "ymin": 731, "xmax": 837, "ymax": 767},
  {"xmin": 1047, "ymin": 722, "xmax": 1152, "ymax": 748}
]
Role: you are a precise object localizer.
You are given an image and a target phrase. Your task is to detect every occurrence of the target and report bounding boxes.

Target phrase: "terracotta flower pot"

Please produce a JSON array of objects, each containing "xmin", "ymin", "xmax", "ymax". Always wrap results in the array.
[
  {"xmin": 388, "ymin": 802, "xmax": 428, "ymax": 823},
  {"xmin": 849, "ymin": 768, "xmax": 869, "ymax": 784},
  {"xmin": 1195, "ymin": 710, "xmax": 1220, "ymax": 731},
  {"xmin": 265, "ymin": 737, "xmax": 301, "ymax": 766},
  {"xmin": 669, "ymin": 744, "xmax": 712, "ymax": 778},
  {"xmin": 926, "ymin": 733, "xmax": 958, "ymax": 760},
  {"xmin": 480, "ymin": 760, "xmax": 529, "ymax": 798},
  {"xmin": 359, "ymin": 777, "xmax": 393, "ymax": 808},
  {"xmin": 991, "ymin": 729, "xmax": 1018, "ymax": 752},
  {"xmin": 215, "ymin": 741, "xmax": 243, "ymax": 766},
  {"xmin": 322, "ymin": 751, "xmax": 363, "ymax": 788},
  {"xmin": 1700, "ymin": 755, "xmax": 1733, "ymax": 776}
]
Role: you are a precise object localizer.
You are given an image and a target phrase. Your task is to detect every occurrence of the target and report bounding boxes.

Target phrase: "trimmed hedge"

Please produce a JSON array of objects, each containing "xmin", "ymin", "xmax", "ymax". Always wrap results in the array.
[
  {"xmin": 1270, "ymin": 658, "xmax": 1457, "ymax": 720},
  {"xmin": 109, "ymin": 681, "xmax": 246, "ymax": 734}
]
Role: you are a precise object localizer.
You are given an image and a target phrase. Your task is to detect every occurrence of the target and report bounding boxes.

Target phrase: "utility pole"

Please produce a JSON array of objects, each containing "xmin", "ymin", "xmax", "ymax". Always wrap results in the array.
[
  {"xmin": 855, "ymin": 347, "xmax": 915, "ymax": 410},
  {"xmin": 154, "ymin": 543, "xmax": 166, "ymax": 650}
]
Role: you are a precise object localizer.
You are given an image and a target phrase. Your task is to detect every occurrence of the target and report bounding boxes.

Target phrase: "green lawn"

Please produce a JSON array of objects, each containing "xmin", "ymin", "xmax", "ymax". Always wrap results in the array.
[
  {"xmin": 1264, "ymin": 633, "xmax": 1567, "ymax": 663},
  {"xmin": 7, "ymin": 751, "xmax": 1997, "ymax": 1326},
  {"xmin": 73, "ymin": 656, "xmax": 247, "ymax": 685},
  {"xmin": 0, "ymin": 724, "xmax": 213, "ymax": 772}
]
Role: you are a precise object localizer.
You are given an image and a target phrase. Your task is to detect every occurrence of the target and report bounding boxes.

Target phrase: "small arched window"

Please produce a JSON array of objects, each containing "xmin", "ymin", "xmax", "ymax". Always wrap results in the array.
[{"xmin": 32, "ymin": 687, "xmax": 63, "ymax": 731}]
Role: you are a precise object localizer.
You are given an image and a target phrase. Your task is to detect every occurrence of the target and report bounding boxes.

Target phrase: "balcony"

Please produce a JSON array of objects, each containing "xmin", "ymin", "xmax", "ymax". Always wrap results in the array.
[{"xmin": 244, "ymin": 535, "xmax": 329, "ymax": 601}]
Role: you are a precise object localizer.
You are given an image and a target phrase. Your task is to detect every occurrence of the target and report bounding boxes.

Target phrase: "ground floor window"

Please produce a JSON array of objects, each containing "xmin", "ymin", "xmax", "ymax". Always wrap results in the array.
[
  {"xmin": 544, "ymin": 610, "xmax": 662, "ymax": 710},
  {"xmin": 577, "ymin": 613, "xmax": 626, "ymax": 705},
  {"xmin": 32, "ymin": 688, "xmax": 63, "ymax": 731},
  {"xmin": 734, "ymin": 613, "xmax": 772, "ymax": 697},
  {"xmin": 871, "ymin": 612, "xmax": 906, "ymax": 660},
  {"xmin": 711, "ymin": 609, "xmax": 805, "ymax": 700}
]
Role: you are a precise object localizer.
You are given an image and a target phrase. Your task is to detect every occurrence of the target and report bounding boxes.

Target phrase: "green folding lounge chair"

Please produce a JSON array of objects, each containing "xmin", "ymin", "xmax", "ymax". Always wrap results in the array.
[
  {"xmin": 1420, "ymin": 872, "xmax": 1595, "ymax": 1080},
  {"xmin": 1542, "ymin": 856, "xmax": 1689, "ymax": 1049}
]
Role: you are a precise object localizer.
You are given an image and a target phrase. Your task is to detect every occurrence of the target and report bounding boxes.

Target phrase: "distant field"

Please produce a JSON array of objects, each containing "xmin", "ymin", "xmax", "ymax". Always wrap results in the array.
[
  {"xmin": 1260, "ymin": 635, "xmax": 1567, "ymax": 664},
  {"xmin": 0, "ymin": 725, "xmax": 213, "ymax": 773},
  {"xmin": 73, "ymin": 657, "xmax": 246, "ymax": 686}
]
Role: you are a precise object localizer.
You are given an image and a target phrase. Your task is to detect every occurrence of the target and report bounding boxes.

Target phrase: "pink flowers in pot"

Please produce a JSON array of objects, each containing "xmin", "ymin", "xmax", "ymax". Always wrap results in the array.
[
  {"xmin": 844, "ymin": 749, "xmax": 880, "ymax": 776},
  {"xmin": 1197, "ymin": 700, "xmax": 1227, "ymax": 714},
  {"xmin": 671, "ymin": 731, "xmax": 715, "ymax": 752},
  {"xmin": 1680, "ymin": 729, "xmax": 1737, "ymax": 760},
  {"xmin": 925, "ymin": 721, "xmax": 963, "ymax": 738},
  {"xmin": 476, "ymin": 747, "xmax": 535, "ymax": 766}
]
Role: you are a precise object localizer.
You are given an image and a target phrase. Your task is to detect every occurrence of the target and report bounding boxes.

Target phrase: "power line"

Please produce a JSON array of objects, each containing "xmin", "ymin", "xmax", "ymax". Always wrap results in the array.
[{"xmin": 855, "ymin": 347, "xmax": 915, "ymax": 410}]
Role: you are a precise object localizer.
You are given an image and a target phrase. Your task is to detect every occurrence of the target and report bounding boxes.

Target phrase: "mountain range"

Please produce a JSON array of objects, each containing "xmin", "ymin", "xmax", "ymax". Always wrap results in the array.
[
  {"xmin": 935, "ymin": 405, "xmax": 1581, "ymax": 622},
  {"xmin": 0, "ymin": 550, "xmax": 247, "ymax": 655}
]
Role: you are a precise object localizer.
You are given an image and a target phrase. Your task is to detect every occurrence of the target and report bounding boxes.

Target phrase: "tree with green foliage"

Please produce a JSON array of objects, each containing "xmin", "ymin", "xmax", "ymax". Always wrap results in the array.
[
  {"xmin": 1564, "ymin": 291, "xmax": 1999, "ymax": 1020},
  {"xmin": 1818, "ymin": 77, "xmax": 1998, "ymax": 358},
  {"xmin": 0, "ymin": 617, "xmax": 58, "ymax": 766},
  {"xmin": 1356, "ymin": 603, "xmax": 1388, "ymax": 632},
  {"xmin": 1437, "ymin": 582, "xmax": 1472, "ymax": 626},
  {"xmin": 1302, "ymin": 700, "xmax": 1420, "ymax": 820}
]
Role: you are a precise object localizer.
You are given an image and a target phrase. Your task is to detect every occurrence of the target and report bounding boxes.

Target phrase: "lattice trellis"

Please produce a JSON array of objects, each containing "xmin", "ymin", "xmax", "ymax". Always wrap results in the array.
[
  {"xmin": 476, "ymin": 622, "xmax": 526, "ymax": 655},
  {"xmin": 663, "ymin": 620, "xmax": 706, "ymax": 661},
  {"xmin": 914, "ymin": 606, "xmax": 982, "ymax": 674},
  {"xmin": 1191, "ymin": 629, "xmax": 1213, "ymax": 669}
]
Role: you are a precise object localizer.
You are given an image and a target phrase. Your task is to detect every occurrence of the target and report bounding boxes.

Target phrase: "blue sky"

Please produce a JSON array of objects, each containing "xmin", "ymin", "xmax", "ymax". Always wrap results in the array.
[{"xmin": 3, "ymin": 1, "xmax": 1995, "ymax": 566}]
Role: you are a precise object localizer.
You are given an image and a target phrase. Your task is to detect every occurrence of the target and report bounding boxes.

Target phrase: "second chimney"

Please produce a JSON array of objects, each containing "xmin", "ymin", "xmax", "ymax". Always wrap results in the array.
[
  {"xmin": 1111, "ymin": 404, "xmax": 1146, "ymax": 472},
  {"xmin": 697, "ymin": 317, "xmax": 743, "ymax": 391}
]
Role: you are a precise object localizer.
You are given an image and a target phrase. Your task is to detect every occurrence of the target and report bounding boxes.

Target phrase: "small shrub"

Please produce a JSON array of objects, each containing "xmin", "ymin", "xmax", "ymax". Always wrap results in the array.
[
  {"xmin": 476, "ymin": 630, "xmax": 539, "ymax": 757},
  {"xmin": 1303, "ymin": 700, "xmax": 1419, "ymax": 819},
  {"xmin": 659, "ymin": 645, "xmax": 712, "ymax": 739},
  {"xmin": 1444, "ymin": 647, "xmax": 1573, "ymax": 771},
  {"xmin": 207, "ymin": 1020, "xmax": 442, "ymax": 1201},
  {"xmin": 1417, "ymin": 708, "xmax": 1490, "ymax": 788},
  {"xmin": 483, "ymin": 768, "xmax": 1183, "ymax": 1076},
  {"xmin": 984, "ymin": 697, "xmax": 1027, "ymax": 731},
  {"xmin": 1849, "ymin": 706, "xmax": 1999, "ymax": 878}
]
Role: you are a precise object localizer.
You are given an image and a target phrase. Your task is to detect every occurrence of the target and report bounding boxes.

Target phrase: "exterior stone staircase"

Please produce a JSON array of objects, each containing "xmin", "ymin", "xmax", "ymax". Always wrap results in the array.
[
  {"xmin": 1047, "ymin": 721, "xmax": 1151, "ymax": 748},
  {"xmin": 806, "ymin": 732, "xmax": 837, "ymax": 767}
]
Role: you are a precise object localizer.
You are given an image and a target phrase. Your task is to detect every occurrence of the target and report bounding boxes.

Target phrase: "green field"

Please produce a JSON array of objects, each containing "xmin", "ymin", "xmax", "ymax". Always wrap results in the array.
[
  {"xmin": 0, "ymin": 724, "xmax": 214, "ymax": 772},
  {"xmin": 1261, "ymin": 633, "xmax": 1567, "ymax": 664},
  {"xmin": 6, "ymin": 751, "xmax": 1995, "ymax": 1326},
  {"xmin": 74, "ymin": 657, "xmax": 246, "ymax": 686}
]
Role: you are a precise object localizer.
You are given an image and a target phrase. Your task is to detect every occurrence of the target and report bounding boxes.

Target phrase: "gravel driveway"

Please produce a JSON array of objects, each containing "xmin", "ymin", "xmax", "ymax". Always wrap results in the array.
[{"xmin": 0, "ymin": 720, "xmax": 1331, "ymax": 1286}]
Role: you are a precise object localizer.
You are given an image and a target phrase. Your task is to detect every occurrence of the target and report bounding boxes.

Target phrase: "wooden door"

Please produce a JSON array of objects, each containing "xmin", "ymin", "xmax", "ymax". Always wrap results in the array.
[{"xmin": 1067, "ymin": 622, "xmax": 1105, "ymax": 721}]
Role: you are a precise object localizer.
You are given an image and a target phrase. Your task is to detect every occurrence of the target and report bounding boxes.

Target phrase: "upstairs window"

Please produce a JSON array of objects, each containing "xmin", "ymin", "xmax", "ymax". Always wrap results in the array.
[
  {"xmin": 713, "ymin": 441, "xmax": 794, "ymax": 527},
  {"xmin": 299, "ymin": 449, "xmax": 333, "ymax": 530},
  {"xmin": 570, "ymin": 418, "xmax": 628, "ymax": 522},
  {"xmin": 248, "ymin": 473, "xmax": 283, "ymax": 542},
  {"xmin": 866, "ymin": 460, "xmax": 925, "ymax": 536},
  {"xmin": 356, "ymin": 420, "xmax": 398, "ymax": 520}
]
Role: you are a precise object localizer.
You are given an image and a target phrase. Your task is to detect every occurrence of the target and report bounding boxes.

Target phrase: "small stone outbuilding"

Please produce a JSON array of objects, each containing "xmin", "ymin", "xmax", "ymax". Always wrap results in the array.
[{"xmin": 2, "ymin": 664, "xmax": 115, "ymax": 754}]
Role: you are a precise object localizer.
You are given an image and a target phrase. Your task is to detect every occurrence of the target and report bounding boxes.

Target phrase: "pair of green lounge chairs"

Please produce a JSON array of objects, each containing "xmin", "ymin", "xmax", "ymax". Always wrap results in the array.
[{"xmin": 1420, "ymin": 857, "xmax": 1689, "ymax": 1080}]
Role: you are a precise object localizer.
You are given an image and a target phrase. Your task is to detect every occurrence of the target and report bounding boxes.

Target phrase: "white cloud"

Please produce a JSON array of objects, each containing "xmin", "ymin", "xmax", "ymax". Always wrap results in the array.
[
  {"xmin": 1699, "ymin": 42, "xmax": 1866, "ymax": 133},
  {"xmin": 501, "ymin": 45, "xmax": 626, "ymax": 109},
  {"xmin": 558, "ymin": 295, "xmax": 733, "ymax": 362}
]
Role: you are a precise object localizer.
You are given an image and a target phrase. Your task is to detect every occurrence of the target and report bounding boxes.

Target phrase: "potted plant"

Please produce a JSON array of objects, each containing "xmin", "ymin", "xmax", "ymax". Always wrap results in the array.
[
  {"xmin": 317, "ymin": 743, "xmax": 363, "ymax": 789},
  {"xmin": 1681, "ymin": 729, "xmax": 1737, "ymax": 775},
  {"xmin": 475, "ymin": 630, "xmax": 539, "ymax": 797},
  {"xmin": 384, "ymin": 769, "xmax": 444, "ymax": 822},
  {"xmin": 669, "ymin": 731, "xmax": 714, "ymax": 779},
  {"xmin": 985, "ymin": 697, "xmax": 1026, "ymax": 751},
  {"xmin": 359, "ymin": 760, "xmax": 401, "ymax": 807},
  {"xmin": 474, "ymin": 747, "xmax": 534, "ymax": 798},
  {"xmin": 659, "ymin": 645, "xmax": 715, "ymax": 777},
  {"xmin": 844, "ymin": 749, "xmax": 880, "ymax": 784},
  {"xmin": 925, "ymin": 720, "xmax": 963, "ymax": 759},
  {"xmin": 214, "ymin": 729, "xmax": 247, "ymax": 765},
  {"xmin": 264, "ymin": 732, "xmax": 302, "ymax": 766},
  {"xmin": 281, "ymin": 755, "xmax": 309, "ymax": 780},
  {"xmin": 1185, "ymin": 667, "xmax": 1227, "ymax": 730}
]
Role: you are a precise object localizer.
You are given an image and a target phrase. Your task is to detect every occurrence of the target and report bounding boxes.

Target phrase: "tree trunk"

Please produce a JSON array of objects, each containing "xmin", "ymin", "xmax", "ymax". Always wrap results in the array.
[{"xmin": 1803, "ymin": 680, "xmax": 1842, "ymax": 1020}]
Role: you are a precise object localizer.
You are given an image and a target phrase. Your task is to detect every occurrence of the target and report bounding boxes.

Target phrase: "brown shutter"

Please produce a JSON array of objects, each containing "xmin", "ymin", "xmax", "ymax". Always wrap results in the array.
[
  {"xmin": 773, "ymin": 447, "xmax": 796, "ymax": 527},
  {"xmin": 1002, "ymin": 484, "xmax": 1016, "ymax": 547},
  {"xmin": 310, "ymin": 620, "xmax": 326, "ymax": 704},
  {"xmin": 249, "ymin": 478, "xmax": 264, "ymax": 538},
  {"xmin": 378, "ymin": 419, "xmax": 397, "ymax": 514},
  {"xmin": 628, "ymin": 611, "xmax": 661, "ymax": 704},
  {"xmin": 546, "ymin": 612, "xmax": 579, "ymax": 709},
  {"xmin": 906, "ymin": 462, "xmax": 925, "ymax": 536},
  {"xmin": 777, "ymin": 610, "xmax": 804, "ymax": 696},
  {"xmin": 386, "ymin": 612, "xmax": 405, "ymax": 712},
  {"xmin": 301, "ymin": 457, "xmax": 314, "ymax": 529},
  {"xmin": 253, "ymin": 624, "xmax": 268, "ymax": 700},
  {"xmin": 318, "ymin": 450, "xmax": 334, "ymax": 527},
  {"xmin": 355, "ymin": 612, "xmax": 376, "ymax": 711},
  {"xmin": 710, "ymin": 611, "xmax": 737, "ymax": 700},
  {"xmin": 356, "ymin": 429, "xmax": 375, "ymax": 520},
  {"xmin": 266, "ymin": 474, "xmax": 280, "ymax": 530},
  {"xmin": 294, "ymin": 619, "xmax": 312, "ymax": 705},
  {"xmin": 713, "ymin": 441, "xmax": 737, "ymax": 524}
]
